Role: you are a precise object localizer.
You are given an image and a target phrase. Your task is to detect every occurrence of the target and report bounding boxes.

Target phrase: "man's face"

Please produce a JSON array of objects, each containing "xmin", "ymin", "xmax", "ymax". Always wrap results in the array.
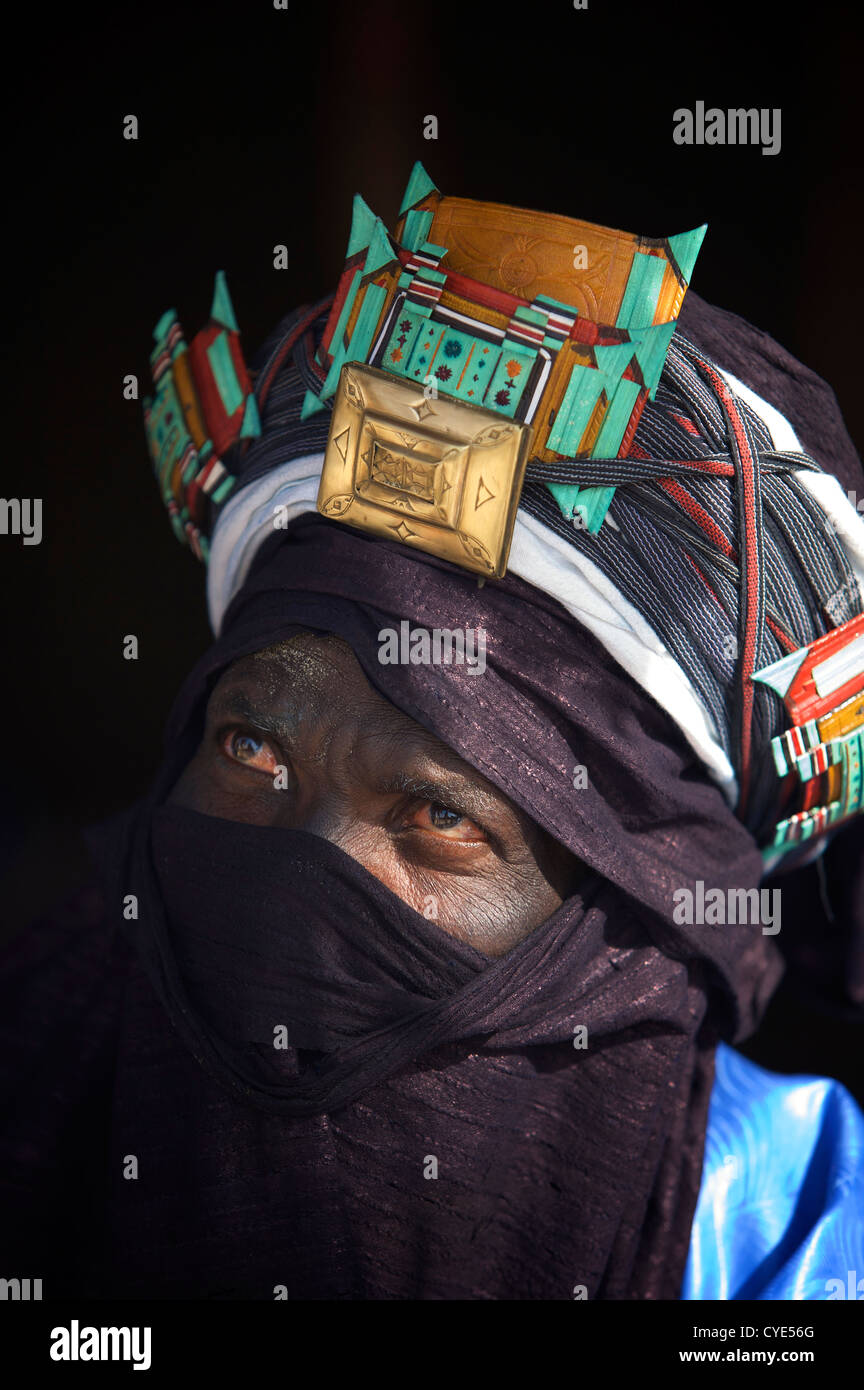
[{"xmin": 169, "ymin": 633, "xmax": 578, "ymax": 955}]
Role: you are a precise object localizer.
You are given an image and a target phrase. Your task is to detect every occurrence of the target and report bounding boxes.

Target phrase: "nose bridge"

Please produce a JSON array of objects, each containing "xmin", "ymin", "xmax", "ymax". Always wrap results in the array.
[
  {"xmin": 283, "ymin": 740, "xmax": 366, "ymax": 856},
  {"xmin": 270, "ymin": 664, "xmax": 368, "ymax": 850},
  {"xmin": 295, "ymin": 797, "xmax": 358, "ymax": 852}
]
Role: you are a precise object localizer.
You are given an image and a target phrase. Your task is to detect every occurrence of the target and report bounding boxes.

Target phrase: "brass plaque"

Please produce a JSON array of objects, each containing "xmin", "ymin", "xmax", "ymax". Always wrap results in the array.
[{"xmin": 317, "ymin": 362, "xmax": 533, "ymax": 578}]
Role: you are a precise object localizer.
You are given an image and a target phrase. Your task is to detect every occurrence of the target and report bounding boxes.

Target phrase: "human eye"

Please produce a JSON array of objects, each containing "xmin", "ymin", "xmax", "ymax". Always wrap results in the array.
[
  {"xmin": 218, "ymin": 726, "xmax": 283, "ymax": 777},
  {"xmin": 402, "ymin": 800, "xmax": 488, "ymax": 843}
]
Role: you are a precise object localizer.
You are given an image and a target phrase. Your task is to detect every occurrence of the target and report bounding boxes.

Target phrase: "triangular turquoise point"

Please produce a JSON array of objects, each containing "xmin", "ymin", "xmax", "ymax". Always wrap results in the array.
[
  {"xmin": 594, "ymin": 341, "xmax": 638, "ymax": 382},
  {"xmin": 667, "ymin": 225, "xmax": 708, "ymax": 284},
  {"xmin": 364, "ymin": 217, "xmax": 396, "ymax": 276},
  {"xmin": 634, "ymin": 319, "xmax": 676, "ymax": 395},
  {"xmin": 211, "ymin": 270, "xmax": 239, "ymax": 332},
  {"xmin": 153, "ymin": 308, "xmax": 177, "ymax": 342},
  {"xmin": 546, "ymin": 481, "xmax": 583, "ymax": 519},
  {"xmin": 399, "ymin": 160, "xmax": 438, "ymax": 216},
  {"xmin": 347, "ymin": 194, "xmax": 377, "ymax": 257},
  {"xmin": 579, "ymin": 486, "xmax": 616, "ymax": 532},
  {"xmin": 300, "ymin": 388, "xmax": 327, "ymax": 420},
  {"xmin": 240, "ymin": 394, "xmax": 261, "ymax": 438}
]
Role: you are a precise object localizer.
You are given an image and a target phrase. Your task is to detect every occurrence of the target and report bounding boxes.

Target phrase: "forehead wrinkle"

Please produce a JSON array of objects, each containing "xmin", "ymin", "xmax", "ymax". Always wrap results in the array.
[
  {"xmin": 214, "ymin": 637, "xmax": 515, "ymax": 811},
  {"xmin": 224, "ymin": 637, "xmax": 450, "ymax": 750},
  {"xmin": 220, "ymin": 639, "xmax": 359, "ymax": 729},
  {"xmin": 209, "ymin": 652, "xmax": 409, "ymax": 774},
  {"xmin": 247, "ymin": 632, "xmax": 355, "ymax": 680}
]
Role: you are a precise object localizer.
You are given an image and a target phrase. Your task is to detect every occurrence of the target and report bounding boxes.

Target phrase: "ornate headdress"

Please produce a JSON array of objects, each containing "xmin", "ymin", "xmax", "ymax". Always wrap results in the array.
[{"xmin": 141, "ymin": 163, "xmax": 864, "ymax": 872}]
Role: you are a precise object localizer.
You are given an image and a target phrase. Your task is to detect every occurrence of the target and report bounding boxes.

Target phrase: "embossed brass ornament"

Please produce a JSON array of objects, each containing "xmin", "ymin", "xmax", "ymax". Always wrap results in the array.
[{"xmin": 317, "ymin": 362, "xmax": 534, "ymax": 578}]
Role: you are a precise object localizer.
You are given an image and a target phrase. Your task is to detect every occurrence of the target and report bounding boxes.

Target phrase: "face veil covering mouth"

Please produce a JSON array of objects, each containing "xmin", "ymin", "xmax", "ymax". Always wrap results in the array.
[
  {"xmin": 82, "ymin": 511, "xmax": 786, "ymax": 1301},
  {"xmin": 6, "ymin": 164, "xmax": 862, "ymax": 1302}
]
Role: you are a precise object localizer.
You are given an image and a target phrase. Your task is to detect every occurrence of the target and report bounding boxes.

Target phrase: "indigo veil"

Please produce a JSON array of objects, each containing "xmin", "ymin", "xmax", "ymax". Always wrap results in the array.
[
  {"xmin": 4, "ymin": 290, "xmax": 861, "ymax": 1300},
  {"xmin": 75, "ymin": 511, "xmax": 787, "ymax": 1300}
]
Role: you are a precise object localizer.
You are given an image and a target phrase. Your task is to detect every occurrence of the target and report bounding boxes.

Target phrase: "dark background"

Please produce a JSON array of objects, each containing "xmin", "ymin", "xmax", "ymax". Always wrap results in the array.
[{"xmin": 2, "ymin": 0, "xmax": 862, "ymax": 1090}]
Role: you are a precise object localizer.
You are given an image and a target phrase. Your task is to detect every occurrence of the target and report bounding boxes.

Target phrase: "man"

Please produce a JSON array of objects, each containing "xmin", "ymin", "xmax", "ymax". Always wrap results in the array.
[{"xmin": 1, "ymin": 164, "xmax": 862, "ymax": 1300}]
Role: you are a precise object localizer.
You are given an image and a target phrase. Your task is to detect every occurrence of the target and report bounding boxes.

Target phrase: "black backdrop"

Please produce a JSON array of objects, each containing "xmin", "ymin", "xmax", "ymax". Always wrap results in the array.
[{"xmin": 2, "ymin": 0, "xmax": 862, "ymax": 1090}]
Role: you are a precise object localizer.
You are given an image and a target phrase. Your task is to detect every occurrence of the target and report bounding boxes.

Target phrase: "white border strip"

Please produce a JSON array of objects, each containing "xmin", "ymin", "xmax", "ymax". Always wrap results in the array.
[{"xmin": 206, "ymin": 373, "xmax": 864, "ymax": 808}]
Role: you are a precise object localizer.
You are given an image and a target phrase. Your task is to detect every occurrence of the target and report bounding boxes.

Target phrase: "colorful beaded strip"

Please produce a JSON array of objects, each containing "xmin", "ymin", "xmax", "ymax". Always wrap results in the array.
[
  {"xmin": 753, "ymin": 614, "xmax": 864, "ymax": 862},
  {"xmin": 143, "ymin": 271, "xmax": 261, "ymax": 561},
  {"xmin": 299, "ymin": 162, "xmax": 706, "ymax": 533}
]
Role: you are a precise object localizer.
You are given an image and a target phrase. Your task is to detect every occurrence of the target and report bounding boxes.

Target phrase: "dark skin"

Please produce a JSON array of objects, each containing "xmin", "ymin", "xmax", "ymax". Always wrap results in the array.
[{"xmin": 169, "ymin": 633, "xmax": 579, "ymax": 956}]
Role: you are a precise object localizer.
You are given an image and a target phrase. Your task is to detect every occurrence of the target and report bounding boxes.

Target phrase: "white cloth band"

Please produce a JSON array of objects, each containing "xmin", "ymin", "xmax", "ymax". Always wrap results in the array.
[{"xmin": 207, "ymin": 374, "xmax": 864, "ymax": 806}]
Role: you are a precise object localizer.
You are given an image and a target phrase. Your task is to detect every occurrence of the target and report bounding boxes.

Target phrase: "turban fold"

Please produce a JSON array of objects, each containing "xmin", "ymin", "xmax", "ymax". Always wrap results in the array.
[
  {"xmin": 207, "ymin": 295, "xmax": 864, "ymax": 859},
  {"xmin": 82, "ymin": 510, "xmax": 786, "ymax": 1298},
  {"xmin": 55, "ymin": 251, "xmax": 860, "ymax": 1298},
  {"xmin": 4, "ymin": 288, "xmax": 861, "ymax": 1297},
  {"xmin": 7, "ymin": 188, "xmax": 860, "ymax": 1299}
]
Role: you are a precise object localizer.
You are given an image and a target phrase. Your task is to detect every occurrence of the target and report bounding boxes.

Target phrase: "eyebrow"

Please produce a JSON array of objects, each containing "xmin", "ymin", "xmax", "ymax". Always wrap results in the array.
[
  {"xmin": 374, "ymin": 770, "xmax": 502, "ymax": 826},
  {"xmin": 208, "ymin": 688, "xmax": 300, "ymax": 747}
]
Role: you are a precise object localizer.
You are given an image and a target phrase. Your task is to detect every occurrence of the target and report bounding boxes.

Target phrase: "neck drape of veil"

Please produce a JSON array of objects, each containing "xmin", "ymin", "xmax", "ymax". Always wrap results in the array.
[{"xmin": 88, "ymin": 513, "xmax": 784, "ymax": 1299}]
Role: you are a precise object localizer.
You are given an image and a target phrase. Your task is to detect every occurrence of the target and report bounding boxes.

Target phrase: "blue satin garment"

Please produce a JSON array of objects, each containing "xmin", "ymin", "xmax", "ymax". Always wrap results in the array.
[{"xmin": 681, "ymin": 1044, "xmax": 864, "ymax": 1300}]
